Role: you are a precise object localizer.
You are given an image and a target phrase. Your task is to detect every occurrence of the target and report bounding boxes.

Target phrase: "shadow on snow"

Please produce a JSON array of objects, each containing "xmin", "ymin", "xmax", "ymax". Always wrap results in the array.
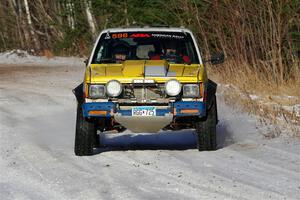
[{"xmin": 93, "ymin": 121, "xmax": 234, "ymax": 154}]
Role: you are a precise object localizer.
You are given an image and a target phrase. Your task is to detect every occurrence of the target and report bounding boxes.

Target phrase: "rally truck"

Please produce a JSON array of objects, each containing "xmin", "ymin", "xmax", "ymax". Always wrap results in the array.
[{"xmin": 73, "ymin": 27, "xmax": 224, "ymax": 156}]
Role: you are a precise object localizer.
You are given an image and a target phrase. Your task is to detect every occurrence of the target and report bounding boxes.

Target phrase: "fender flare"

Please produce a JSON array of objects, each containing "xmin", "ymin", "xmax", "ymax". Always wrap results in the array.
[
  {"xmin": 206, "ymin": 79, "xmax": 217, "ymax": 107},
  {"xmin": 206, "ymin": 79, "xmax": 218, "ymax": 123},
  {"xmin": 72, "ymin": 82, "xmax": 84, "ymax": 104}
]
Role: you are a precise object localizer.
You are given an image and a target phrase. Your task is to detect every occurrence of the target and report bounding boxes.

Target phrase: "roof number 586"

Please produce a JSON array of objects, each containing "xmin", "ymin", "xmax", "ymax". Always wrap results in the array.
[{"xmin": 112, "ymin": 33, "xmax": 128, "ymax": 39}]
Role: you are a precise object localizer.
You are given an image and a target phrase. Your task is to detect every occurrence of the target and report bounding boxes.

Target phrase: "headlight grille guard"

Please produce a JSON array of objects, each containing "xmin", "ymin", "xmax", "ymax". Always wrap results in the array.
[{"xmin": 85, "ymin": 81, "xmax": 204, "ymax": 101}]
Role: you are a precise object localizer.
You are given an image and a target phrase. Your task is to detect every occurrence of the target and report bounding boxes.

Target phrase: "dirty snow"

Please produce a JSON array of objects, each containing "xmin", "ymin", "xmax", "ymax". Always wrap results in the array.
[
  {"xmin": 282, "ymin": 104, "xmax": 300, "ymax": 117},
  {"xmin": 0, "ymin": 50, "xmax": 83, "ymax": 67},
  {"xmin": 249, "ymin": 94, "xmax": 260, "ymax": 100},
  {"xmin": 0, "ymin": 55, "xmax": 300, "ymax": 200}
]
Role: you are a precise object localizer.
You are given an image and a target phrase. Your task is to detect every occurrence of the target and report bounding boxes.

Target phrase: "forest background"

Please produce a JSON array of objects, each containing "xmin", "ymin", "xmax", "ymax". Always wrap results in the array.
[{"xmin": 0, "ymin": 0, "xmax": 299, "ymax": 91}]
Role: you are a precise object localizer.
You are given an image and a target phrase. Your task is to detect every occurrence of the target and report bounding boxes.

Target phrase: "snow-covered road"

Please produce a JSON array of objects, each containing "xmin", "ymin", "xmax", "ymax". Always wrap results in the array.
[{"xmin": 0, "ymin": 63, "xmax": 299, "ymax": 200}]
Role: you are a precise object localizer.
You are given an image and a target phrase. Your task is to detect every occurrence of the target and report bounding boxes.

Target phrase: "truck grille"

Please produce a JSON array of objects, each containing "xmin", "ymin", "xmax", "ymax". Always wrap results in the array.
[
  {"xmin": 122, "ymin": 84, "xmax": 165, "ymax": 102},
  {"xmin": 133, "ymin": 87, "xmax": 162, "ymax": 99}
]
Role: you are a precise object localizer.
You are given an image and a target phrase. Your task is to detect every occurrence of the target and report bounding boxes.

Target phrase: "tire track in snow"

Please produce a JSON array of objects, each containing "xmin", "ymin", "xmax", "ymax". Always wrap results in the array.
[
  {"xmin": 91, "ymin": 151, "xmax": 250, "ymax": 200},
  {"xmin": 1, "ymin": 64, "xmax": 299, "ymax": 200}
]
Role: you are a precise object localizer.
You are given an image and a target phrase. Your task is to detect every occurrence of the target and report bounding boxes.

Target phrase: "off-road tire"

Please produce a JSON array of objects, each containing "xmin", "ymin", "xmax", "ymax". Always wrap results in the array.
[
  {"xmin": 196, "ymin": 96, "xmax": 217, "ymax": 151},
  {"xmin": 74, "ymin": 105, "xmax": 97, "ymax": 156}
]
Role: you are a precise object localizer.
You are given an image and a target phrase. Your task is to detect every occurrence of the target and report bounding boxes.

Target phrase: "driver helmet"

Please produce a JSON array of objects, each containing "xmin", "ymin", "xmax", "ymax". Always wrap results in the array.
[
  {"xmin": 112, "ymin": 41, "xmax": 131, "ymax": 63},
  {"xmin": 163, "ymin": 40, "xmax": 181, "ymax": 63},
  {"xmin": 164, "ymin": 40, "xmax": 177, "ymax": 56}
]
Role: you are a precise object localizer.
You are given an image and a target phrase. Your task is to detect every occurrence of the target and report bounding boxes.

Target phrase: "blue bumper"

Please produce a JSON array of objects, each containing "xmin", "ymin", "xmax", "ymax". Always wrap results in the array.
[{"xmin": 82, "ymin": 101, "xmax": 206, "ymax": 118}]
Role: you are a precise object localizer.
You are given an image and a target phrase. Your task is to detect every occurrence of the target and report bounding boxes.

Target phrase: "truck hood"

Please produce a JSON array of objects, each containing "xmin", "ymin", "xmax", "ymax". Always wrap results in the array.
[{"xmin": 86, "ymin": 60, "xmax": 206, "ymax": 83}]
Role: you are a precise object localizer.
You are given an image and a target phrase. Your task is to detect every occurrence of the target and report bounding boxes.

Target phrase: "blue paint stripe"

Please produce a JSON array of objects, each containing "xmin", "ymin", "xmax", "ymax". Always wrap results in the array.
[{"xmin": 82, "ymin": 101, "xmax": 206, "ymax": 118}]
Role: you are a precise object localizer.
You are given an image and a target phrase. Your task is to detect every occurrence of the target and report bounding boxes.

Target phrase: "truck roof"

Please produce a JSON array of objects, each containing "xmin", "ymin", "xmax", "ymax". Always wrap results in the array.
[{"xmin": 100, "ymin": 27, "xmax": 193, "ymax": 34}]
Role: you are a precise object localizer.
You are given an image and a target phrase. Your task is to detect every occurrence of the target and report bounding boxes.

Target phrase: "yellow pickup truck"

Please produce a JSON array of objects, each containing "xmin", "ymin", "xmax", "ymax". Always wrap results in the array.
[{"xmin": 73, "ymin": 27, "xmax": 224, "ymax": 156}]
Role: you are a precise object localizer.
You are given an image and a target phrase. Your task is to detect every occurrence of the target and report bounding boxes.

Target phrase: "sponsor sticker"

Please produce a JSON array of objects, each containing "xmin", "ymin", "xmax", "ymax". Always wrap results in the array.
[
  {"xmin": 104, "ymin": 32, "xmax": 185, "ymax": 39},
  {"xmin": 130, "ymin": 33, "xmax": 151, "ymax": 38},
  {"xmin": 151, "ymin": 34, "xmax": 185, "ymax": 39}
]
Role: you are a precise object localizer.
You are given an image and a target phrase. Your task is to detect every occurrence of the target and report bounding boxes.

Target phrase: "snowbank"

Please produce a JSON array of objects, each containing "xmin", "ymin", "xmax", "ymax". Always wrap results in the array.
[
  {"xmin": 218, "ymin": 83, "xmax": 300, "ymax": 137},
  {"xmin": 0, "ymin": 50, "xmax": 84, "ymax": 67}
]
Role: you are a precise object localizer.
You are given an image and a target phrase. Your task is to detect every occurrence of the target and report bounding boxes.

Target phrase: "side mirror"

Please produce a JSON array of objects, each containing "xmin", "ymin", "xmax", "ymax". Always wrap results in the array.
[
  {"xmin": 210, "ymin": 53, "xmax": 224, "ymax": 65},
  {"xmin": 84, "ymin": 58, "xmax": 89, "ymax": 66},
  {"xmin": 204, "ymin": 53, "xmax": 225, "ymax": 65}
]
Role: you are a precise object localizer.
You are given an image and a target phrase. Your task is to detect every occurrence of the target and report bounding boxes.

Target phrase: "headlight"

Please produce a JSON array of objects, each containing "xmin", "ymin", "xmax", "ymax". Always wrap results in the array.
[
  {"xmin": 165, "ymin": 79, "xmax": 181, "ymax": 96},
  {"xmin": 106, "ymin": 80, "xmax": 122, "ymax": 97},
  {"xmin": 89, "ymin": 85, "xmax": 105, "ymax": 98},
  {"xmin": 183, "ymin": 84, "xmax": 199, "ymax": 97}
]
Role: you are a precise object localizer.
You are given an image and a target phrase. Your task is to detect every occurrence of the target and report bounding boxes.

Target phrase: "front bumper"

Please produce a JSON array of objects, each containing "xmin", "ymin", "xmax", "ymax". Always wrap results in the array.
[{"xmin": 82, "ymin": 101, "xmax": 206, "ymax": 118}]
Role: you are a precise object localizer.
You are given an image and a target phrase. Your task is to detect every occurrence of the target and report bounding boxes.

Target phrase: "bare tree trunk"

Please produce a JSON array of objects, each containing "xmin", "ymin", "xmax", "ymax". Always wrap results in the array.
[
  {"xmin": 124, "ymin": 0, "xmax": 130, "ymax": 26},
  {"xmin": 0, "ymin": 1, "xmax": 7, "ymax": 49},
  {"xmin": 0, "ymin": 32, "xmax": 6, "ymax": 49},
  {"xmin": 23, "ymin": 0, "xmax": 40, "ymax": 51},
  {"xmin": 8, "ymin": 0, "xmax": 25, "ymax": 48},
  {"xmin": 18, "ymin": 0, "xmax": 30, "ymax": 49},
  {"xmin": 66, "ymin": 0, "xmax": 75, "ymax": 30},
  {"xmin": 57, "ymin": 1, "xmax": 63, "ymax": 25},
  {"xmin": 85, "ymin": 0, "xmax": 96, "ymax": 38}
]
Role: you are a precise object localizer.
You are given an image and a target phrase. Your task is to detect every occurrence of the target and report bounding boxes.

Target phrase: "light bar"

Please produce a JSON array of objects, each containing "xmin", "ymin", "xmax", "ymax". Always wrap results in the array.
[{"xmin": 133, "ymin": 79, "xmax": 155, "ymax": 84}]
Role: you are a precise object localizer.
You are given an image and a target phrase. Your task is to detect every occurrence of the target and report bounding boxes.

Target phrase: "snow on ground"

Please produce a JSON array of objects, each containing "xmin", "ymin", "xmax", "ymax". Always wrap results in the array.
[
  {"xmin": 0, "ymin": 55, "xmax": 299, "ymax": 200},
  {"xmin": 0, "ymin": 50, "xmax": 83, "ymax": 67},
  {"xmin": 219, "ymin": 83, "xmax": 300, "ymax": 135},
  {"xmin": 282, "ymin": 104, "xmax": 300, "ymax": 117}
]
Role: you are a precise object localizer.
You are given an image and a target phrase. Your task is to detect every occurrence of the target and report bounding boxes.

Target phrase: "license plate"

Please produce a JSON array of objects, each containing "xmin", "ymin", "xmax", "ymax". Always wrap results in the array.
[{"xmin": 132, "ymin": 106, "xmax": 156, "ymax": 116}]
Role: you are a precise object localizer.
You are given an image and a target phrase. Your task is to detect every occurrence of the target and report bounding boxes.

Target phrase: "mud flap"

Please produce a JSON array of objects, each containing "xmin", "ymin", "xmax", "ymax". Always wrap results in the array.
[
  {"xmin": 207, "ymin": 79, "xmax": 217, "ymax": 105},
  {"xmin": 207, "ymin": 79, "xmax": 218, "ymax": 124},
  {"xmin": 73, "ymin": 82, "xmax": 84, "ymax": 104}
]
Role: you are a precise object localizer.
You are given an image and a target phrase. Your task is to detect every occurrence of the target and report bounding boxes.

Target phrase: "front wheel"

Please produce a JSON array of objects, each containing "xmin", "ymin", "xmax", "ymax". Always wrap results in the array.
[
  {"xmin": 74, "ymin": 105, "xmax": 97, "ymax": 156},
  {"xmin": 195, "ymin": 96, "xmax": 217, "ymax": 151}
]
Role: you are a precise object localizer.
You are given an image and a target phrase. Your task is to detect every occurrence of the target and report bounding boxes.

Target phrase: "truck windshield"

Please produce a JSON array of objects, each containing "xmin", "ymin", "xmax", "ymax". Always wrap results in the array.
[{"xmin": 91, "ymin": 31, "xmax": 199, "ymax": 64}]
